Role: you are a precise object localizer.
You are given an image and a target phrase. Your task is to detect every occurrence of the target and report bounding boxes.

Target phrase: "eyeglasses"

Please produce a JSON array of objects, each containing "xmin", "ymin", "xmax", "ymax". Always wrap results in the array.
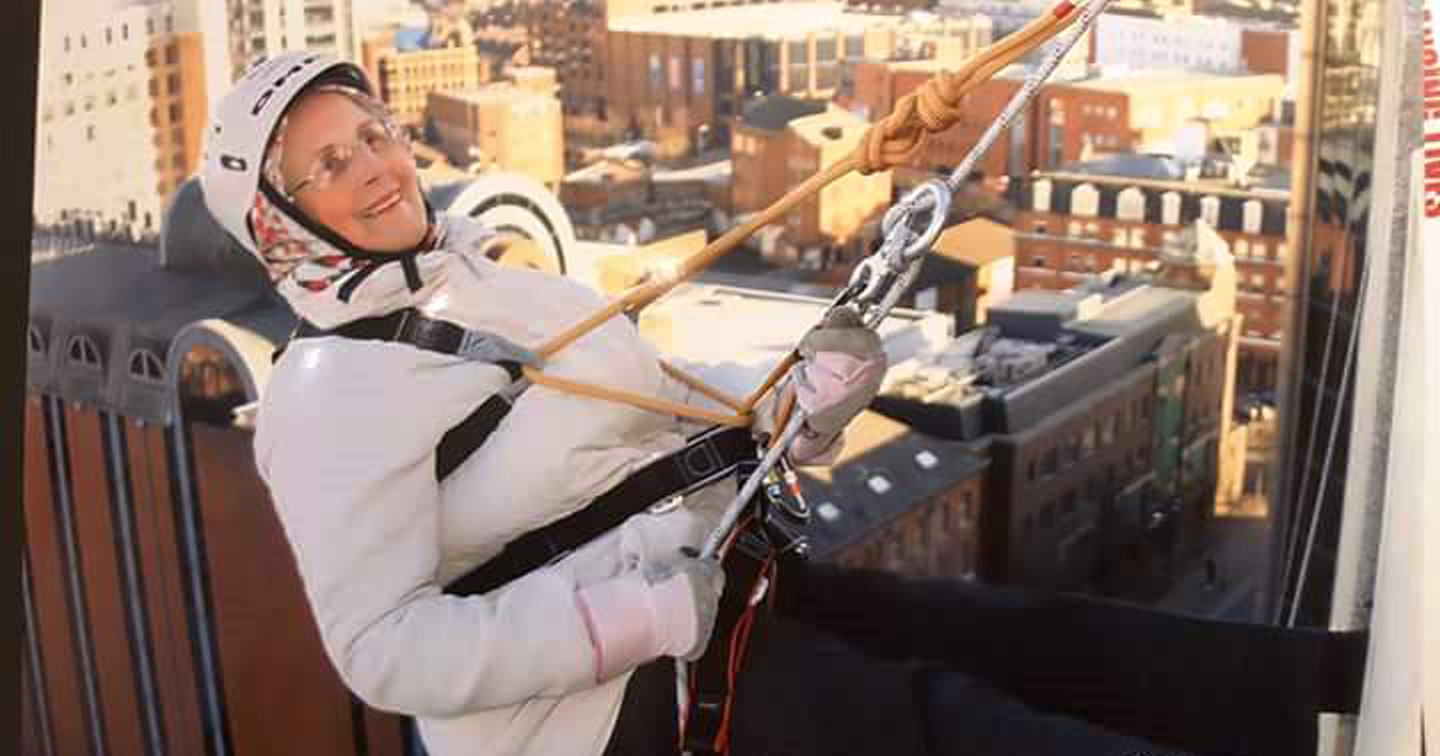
[{"xmin": 284, "ymin": 118, "xmax": 409, "ymax": 197}]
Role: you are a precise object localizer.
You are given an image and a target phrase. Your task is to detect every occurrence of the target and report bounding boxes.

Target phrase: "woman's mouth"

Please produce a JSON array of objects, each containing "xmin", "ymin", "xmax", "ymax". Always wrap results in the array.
[{"xmin": 361, "ymin": 191, "xmax": 403, "ymax": 219}]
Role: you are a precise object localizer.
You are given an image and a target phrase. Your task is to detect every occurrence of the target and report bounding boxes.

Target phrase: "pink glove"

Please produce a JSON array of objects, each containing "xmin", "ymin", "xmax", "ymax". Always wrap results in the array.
[
  {"xmin": 573, "ymin": 549, "xmax": 724, "ymax": 683},
  {"xmin": 789, "ymin": 307, "xmax": 887, "ymax": 465}
]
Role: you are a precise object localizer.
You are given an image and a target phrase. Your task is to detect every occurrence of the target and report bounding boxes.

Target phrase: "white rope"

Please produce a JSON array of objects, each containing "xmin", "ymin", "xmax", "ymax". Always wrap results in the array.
[
  {"xmin": 1274, "ymin": 193, "xmax": 1350, "ymax": 624},
  {"xmin": 1285, "ymin": 240, "xmax": 1371, "ymax": 627}
]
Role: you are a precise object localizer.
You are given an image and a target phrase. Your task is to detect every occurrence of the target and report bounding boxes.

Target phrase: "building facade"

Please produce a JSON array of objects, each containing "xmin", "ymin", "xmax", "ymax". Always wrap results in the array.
[
  {"xmin": 730, "ymin": 99, "xmax": 893, "ymax": 266},
  {"xmin": 1090, "ymin": 11, "xmax": 1296, "ymax": 77},
  {"xmin": 223, "ymin": 0, "xmax": 360, "ymax": 81},
  {"xmin": 1005, "ymin": 166, "xmax": 1290, "ymax": 392},
  {"xmin": 876, "ymin": 227, "xmax": 1240, "ymax": 595},
  {"xmin": 1267, "ymin": 0, "xmax": 1395, "ymax": 628},
  {"xmin": 361, "ymin": 28, "xmax": 489, "ymax": 128},
  {"xmin": 426, "ymin": 69, "xmax": 565, "ymax": 189},
  {"xmin": 34, "ymin": 1, "xmax": 213, "ymax": 240},
  {"xmin": 854, "ymin": 61, "xmax": 1285, "ymax": 177}
]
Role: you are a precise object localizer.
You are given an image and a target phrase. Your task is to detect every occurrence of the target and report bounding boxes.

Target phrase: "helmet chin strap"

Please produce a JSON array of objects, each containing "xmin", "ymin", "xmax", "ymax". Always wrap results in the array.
[{"xmin": 257, "ymin": 176, "xmax": 438, "ymax": 301}]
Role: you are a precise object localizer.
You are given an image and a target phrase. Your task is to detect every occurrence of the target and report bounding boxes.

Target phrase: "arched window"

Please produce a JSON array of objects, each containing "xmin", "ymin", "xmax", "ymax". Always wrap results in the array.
[
  {"xmin": 27, "ymin": 325, "xmax": 45, "ymax": 355},
  {"xmin": 1200, "ymin": 195, "xmax": 1221, "ymax": 227},
  {"xmin": 1071, "ymin": 183, "xmax": 1099, "ymax": 217},
  {"xmin": 1116, "ymin": 187, "xmax": 1145, "ymax": 221},
  {"xmin": 1161, "ymin": 191, "xmax": 1181, "ymax": 225},
  {"xmin": 1032, "ymin": 179, "xmax": 1052, "ymax": 212},
  {"xmin": 128, "ymin": 349, "xmax": 166, "ymax": 383},
  {"xmin": 66, "ymin": 334, "xmax": 102, "ymax": 369},
  {"xmin": 1243, "ymin": 199, "xmax": 1264, "ymax": 234},
  {"xmin": 179, "ymin": 344, "xmax": 248, "ymax": 425}
]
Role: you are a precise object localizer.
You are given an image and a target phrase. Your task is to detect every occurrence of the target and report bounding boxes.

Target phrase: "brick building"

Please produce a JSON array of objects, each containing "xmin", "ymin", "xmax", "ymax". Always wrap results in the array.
[
  {"xmin": 853, "ymin": 61, "xmax": 1286, "ymax": 178},
  {"xmin": 360, "ymin": 26, "xmax": 490, "ymax": 129},
  {"xmin": 730, "ymin": 97, "xmax": 893, "ymax": 267},
  {"xmin": 35, "ymin": 2, "xmax": 212, "ymax": 239},
  {"xmin": 801, "ymin": 412, "xmax": 989, "ymax": 579},
  {"xmin": 426, "ymin": 68, "xmax": 565, "ymax": 189},
  {"xmin": 1089, "ymin": 11, "xmax": 1297, "ymax": 78},
  {"xmin": 1003, "ymin": 158, "xmax": 1288, "ymax": 391},
  {"xmin": 875, "ymin": 226, "xmax": 1241, "ymax": 595}
]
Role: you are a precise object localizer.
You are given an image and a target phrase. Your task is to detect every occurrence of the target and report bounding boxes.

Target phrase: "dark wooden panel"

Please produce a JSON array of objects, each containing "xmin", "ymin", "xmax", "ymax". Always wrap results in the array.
[
  {"xmin": 64, "ymin": 406, "xmax": 147, "ymax": 756},
  {"xmin": 363, "ymin": 706, "xmax": 407, "ymax": 756},
  {"xmin": 23, "ymin": 397, "xmax": 93, "ymax": 756},
  {"xmin": 189, "ymin": 423, "xmax": 357, "ymax": 756},
  {"xmin": 125, "ymin": 421, "xmax": 207, "ymax": 756}
]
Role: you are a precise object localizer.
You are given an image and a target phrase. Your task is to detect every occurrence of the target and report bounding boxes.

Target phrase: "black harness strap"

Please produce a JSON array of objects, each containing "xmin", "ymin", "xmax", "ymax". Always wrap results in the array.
[
  {"xmin": 277, "ymin": 308, "xmax": 526, "ymax": 482},
  {"xmin": 445, "ymin": 425, "xmax": 756, "ymax": 596}
]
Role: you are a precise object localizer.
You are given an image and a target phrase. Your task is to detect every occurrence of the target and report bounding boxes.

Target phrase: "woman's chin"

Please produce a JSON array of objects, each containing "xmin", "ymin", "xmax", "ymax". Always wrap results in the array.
[{"xmin": 359, "ymin": 209, "xmax": 429, "ymax": 252}]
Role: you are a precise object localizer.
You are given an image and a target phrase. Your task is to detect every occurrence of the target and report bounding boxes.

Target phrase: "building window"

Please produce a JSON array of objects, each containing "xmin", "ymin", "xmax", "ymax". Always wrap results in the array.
[
  {"xmin": 169, "ymin": 102, "xmax": 182, "ymax": 121},
  {"xmin": 1038, "ymin": 501, "xmax": 1056, "ymax": 529},
  {"xmin": 128, "ymin": 349, "xmax": 166, "ymax": 383},
  {"xmin": 167, "ymin": 73, "xmax": 180, "ymax": 94},
  {"xmin": 1062, "ymin": 435, "xmax": 1081, "ymax": 464},
  {"xmin": 1162, "ymin": 191, "xmax": 1181, "ymax": 225},
  {"xmin": 648, "ymin": 53, "xmax": 661, "ymax": 90},
  {"xmin": 1081, "ymin": 424, "xmax": 1097, "ymax": 456},
  {"xmin": 1031, "ymin": 255, "xmax": 1047, "ymax": 268},
  {"xmin": 67, "ymin": 335, "xmax": 102, "ymax": 369},
  {"xmin": 844, "ymin": 34, "xmax": 864, "ymax": 59},
  {"xmin": 1071, "ymin": 183, "xmax": 1099, "ymax": 217},
  {"xmin": 1200, "ymin": 195, "xmax": 1220, "ymax": 227},
  {"xmin": 27, "ymin": 325, "xmax": 45, "ymax": 355},
  {"xmin": 1032, "ymin": 179, "xmax": 1051, "ymax": 212},
  {"xmin": 1117, "ymin": 187, "xmax": 1144, "ymax": 221},
  {"xmin": 1243, "ymin": 199, "xmax": 1264, "ymax": 234},
  {"xmin": 1234, "ymin": 238, "xmax": 1250, "ymax": 258},
  {"xmin": 1039, "ymin": 447, "xmax": 1059, "ymax": 477},
  {"xmin": 816, "ymin": 38, "xmax": 836, "ymax": 62},
  {"xmin": 165, "ymin": 43, "xmax": 179, "ymax": 65},
  {"xmin": 692, "ymin": 57, "xmax": 705, "ymax": 96}
]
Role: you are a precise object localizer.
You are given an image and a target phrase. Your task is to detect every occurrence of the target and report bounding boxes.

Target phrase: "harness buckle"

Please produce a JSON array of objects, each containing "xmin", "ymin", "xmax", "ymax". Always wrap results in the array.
[
  {"xmin": 390, "ymin": 308, "xmax": 414, "ymax": 342},
  {"xmin": 679, "ymin": 437, "xmax": 724, "ymax": 483}
]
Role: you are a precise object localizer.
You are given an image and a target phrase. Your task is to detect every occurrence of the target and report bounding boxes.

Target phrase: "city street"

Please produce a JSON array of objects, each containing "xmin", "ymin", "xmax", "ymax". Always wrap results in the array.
[{"xmin": 1153, "ymin": 516, "xmax": 1272, "ymax": 623}]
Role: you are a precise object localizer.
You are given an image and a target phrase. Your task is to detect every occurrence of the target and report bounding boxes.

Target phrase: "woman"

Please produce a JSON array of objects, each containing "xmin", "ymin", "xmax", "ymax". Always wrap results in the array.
[{"xmin": 201, "ymin": 53, "xmax": 1363, "ymax": 756}]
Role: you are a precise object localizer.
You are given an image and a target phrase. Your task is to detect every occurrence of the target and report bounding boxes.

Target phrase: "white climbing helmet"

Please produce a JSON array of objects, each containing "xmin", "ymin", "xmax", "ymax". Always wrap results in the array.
[{"xmin": 199, "ymin": 51, "xmax": 373, "ymax": 255}]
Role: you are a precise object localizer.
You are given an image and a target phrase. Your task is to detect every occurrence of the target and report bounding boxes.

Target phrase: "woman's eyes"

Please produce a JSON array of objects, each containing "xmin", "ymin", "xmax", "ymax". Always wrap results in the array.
[{"xmin": 320, "ymin": 151, "xmax": 349, "ymax": 176}]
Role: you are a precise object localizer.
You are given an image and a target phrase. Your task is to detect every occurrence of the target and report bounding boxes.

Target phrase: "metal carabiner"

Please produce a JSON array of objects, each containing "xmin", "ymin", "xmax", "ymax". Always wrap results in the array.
[{"xmin": 881, "ymin": 180, "xmax": 953, "ymax": 266}]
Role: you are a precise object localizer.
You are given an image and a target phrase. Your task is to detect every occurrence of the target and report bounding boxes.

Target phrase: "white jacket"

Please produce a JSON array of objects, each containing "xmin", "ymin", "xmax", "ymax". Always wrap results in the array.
[{"xmin": 253, "ymin": 217, "xmax": 769, "ymax": 756}]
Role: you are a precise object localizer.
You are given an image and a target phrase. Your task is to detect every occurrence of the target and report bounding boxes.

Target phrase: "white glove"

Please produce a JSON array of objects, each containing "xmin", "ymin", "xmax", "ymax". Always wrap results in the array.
[
  {"xmin": 573, "ymin": 548, "xmax": 725, "ymax": 683},
  {"xmin": 789, "ymin": 307, "xmax": 888, "ymax": 464}
]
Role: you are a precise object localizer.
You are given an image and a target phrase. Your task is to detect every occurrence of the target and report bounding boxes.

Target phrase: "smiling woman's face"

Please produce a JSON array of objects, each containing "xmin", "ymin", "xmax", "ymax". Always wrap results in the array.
[{"xmin": 276, "ymin": 91, "xmax": 428, "ymax": 252}]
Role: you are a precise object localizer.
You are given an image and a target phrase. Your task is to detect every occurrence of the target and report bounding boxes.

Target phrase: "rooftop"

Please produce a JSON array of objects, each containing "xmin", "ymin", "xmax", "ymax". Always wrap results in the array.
[
  {"xmin": 789, "ymin": 108, "xmax": 869, "ymax": 149},
  {"xmin": 1066, "ymin": 67, "xmax": 1285, "ymax": 91},
  {"xmin": 797, "ymin": 410, "xmax": 989, "ymax": 557},
  {"xmin": 740, "ymin": 96, "xmax": 829, "ymax": 131}
]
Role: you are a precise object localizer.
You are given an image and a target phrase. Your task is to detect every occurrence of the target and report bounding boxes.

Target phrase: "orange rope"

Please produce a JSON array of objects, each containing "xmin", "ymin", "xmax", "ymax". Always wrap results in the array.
[{"xmin": 524, "ymin": 3, "xmax": 1084, "ymax": 426}]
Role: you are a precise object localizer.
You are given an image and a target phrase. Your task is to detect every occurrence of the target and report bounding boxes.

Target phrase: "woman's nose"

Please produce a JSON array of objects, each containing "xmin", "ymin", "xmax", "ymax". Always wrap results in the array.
[{"xmin": 353, "ymin": 144, "xmax": 388, "ymax": 186}]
